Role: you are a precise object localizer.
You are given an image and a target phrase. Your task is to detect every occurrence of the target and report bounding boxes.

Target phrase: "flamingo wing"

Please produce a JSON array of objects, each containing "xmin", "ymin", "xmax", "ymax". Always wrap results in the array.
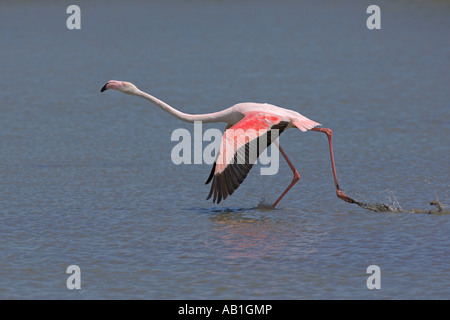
[{"xmin": 205, "ymin": 111, "xmax": 290, "ymax": 204}]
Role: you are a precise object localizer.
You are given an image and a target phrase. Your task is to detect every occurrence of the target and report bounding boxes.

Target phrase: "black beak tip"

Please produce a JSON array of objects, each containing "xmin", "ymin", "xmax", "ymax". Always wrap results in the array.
[{"xmin": 100, "ymin": 83, "xmax": 108, "ymax": 92}]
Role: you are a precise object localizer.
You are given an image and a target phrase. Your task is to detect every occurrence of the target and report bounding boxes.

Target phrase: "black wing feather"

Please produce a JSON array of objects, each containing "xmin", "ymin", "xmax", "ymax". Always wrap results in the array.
[{"xmin": 206, "ymin": 121, "xmax": 289, "ymax": 204}]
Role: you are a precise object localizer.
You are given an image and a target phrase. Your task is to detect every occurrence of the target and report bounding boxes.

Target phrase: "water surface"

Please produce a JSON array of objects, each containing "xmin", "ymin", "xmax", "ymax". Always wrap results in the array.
[{"xmin": 0, "ymin": 0, "xmax": 449, "ymax": 299}]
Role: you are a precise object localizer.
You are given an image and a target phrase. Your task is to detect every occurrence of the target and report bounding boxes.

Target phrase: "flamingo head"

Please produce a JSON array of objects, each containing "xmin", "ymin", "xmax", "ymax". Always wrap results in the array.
[{"xmin": 100, "ymin": 80, "xmax": 138, "ymax": 95}]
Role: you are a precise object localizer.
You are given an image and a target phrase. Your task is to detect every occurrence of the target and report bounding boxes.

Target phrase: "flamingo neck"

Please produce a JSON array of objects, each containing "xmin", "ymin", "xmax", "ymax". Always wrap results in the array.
[{"xmin": 135, "ymin": 90, "xmax": 230, "ymax": 123}]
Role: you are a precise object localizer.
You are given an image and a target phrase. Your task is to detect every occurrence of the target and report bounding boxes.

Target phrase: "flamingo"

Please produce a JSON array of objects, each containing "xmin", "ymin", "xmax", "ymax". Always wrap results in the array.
[{"xmin": 101, "ymin": 80, "xmax": 356, "ymax": 208}]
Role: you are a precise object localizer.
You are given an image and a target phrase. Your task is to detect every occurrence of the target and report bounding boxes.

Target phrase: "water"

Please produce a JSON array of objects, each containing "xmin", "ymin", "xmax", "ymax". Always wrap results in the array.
[{"xmin": 0, "ymin": 0, "xmax": 449, "ymax": 299}]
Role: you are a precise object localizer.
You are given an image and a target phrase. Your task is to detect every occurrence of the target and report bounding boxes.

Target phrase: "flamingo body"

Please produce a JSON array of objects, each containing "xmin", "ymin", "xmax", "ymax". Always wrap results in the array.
[{"xmin": 205, "ymin": 105, "xmax": 320, "ymax": 204}]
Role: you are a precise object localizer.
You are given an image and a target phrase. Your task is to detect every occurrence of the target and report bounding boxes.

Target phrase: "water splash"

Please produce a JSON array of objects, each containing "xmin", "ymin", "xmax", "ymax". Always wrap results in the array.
[
  {"xmin": 256, "ymin": 197, "xmax": 275, "ymax": 210},
  {"xmin": 429, "ymin": 197, "xmax": 447, "ymax": 212},
  {"xmin": 411, "ymin": 197, "xmax": 449, "ymax": 214},
  {"xmin": 349, "ymin": 186, "xmax": 450, "ymax": 214},
  {"xmin": 419, "ymin": 178, "xmax": 450, "ymax": 214},
  {"xmin": 350, "ymin": 189, "xmax": 403, "ymax": 212}
]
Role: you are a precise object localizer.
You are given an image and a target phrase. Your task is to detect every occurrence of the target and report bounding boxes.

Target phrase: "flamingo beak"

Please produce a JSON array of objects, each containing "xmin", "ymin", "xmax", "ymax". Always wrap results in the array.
[
  {"xmin": 101, "ymin": 80, "xmax": 124, "ymax": 92},
  {"xmin": 100, "ymin": 83, "xmax": 109, "ymax": 92}
]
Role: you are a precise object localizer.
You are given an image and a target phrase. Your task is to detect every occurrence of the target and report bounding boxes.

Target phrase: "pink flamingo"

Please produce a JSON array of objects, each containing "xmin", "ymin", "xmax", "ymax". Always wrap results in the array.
[{"xmin": 101, "ymin": 80, "xmax": 356, "ymax": 208}]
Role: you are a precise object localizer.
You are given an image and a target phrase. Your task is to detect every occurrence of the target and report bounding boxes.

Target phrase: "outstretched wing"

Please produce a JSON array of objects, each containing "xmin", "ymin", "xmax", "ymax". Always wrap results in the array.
[{"xmin": 205, "ymin": 111, "xmax": 290, "ymax": 204}]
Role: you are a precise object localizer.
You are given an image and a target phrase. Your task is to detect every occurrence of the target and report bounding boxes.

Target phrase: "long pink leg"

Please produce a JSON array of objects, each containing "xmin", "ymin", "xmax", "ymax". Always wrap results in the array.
[
  {"xmin": 311, "ymin": 127, "xmax": 356, "ymax": 203},
  {"xmin": 271, "ymin": 140, "xmax": 301, "ymax": 208}
]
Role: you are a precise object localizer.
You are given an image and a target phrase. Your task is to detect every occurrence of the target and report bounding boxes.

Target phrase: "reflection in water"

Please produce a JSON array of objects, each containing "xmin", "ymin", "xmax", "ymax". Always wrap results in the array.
[
  {"xmin": 204, "ymin": 208, "xmax": 322, "ymax": 262},
  {"xmin": 211, "ymin": 215, "xmax": 277, "ymax": 260}
]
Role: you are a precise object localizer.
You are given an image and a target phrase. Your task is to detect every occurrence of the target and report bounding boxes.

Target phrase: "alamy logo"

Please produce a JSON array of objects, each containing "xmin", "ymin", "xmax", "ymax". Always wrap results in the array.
[
  {"xmin": 366, "ymin": 5, "xmax": 381, "ymax": 30},
  {"xmin": 171, "ymin": 121, "xmax": 281, "ymax": 175},
  {"xmin": 66, "ymin": 265, "xmax": 81, "ymax": 290},
  {"xmin": 66, "ymin": 5, "xmax": 81, "ymax": 30},
  {"xmin": 366, "ymin": 265, "xmax": 381, "ymax": 289}
]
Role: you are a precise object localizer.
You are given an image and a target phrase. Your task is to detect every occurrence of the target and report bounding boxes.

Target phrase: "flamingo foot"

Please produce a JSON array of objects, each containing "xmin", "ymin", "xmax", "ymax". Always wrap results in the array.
[
  {"xmin": 337, "ymin": 190, "xmax": 357, "ymax": 204},
  {"xmin": 337, "ymin": 189, "xmax": 401, "ymax": 212}
]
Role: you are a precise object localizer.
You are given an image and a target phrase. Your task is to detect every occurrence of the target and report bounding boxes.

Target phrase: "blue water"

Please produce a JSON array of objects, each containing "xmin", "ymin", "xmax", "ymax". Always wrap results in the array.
[{"xmin": 0, "ymin": 0, "xmax": 449, "ymax": 299}]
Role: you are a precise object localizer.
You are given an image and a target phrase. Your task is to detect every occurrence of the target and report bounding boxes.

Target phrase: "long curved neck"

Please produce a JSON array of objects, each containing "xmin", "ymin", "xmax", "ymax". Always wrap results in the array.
[{"xmin": 134, "ymin": 89, "xmax": 231, "ymax": 123}]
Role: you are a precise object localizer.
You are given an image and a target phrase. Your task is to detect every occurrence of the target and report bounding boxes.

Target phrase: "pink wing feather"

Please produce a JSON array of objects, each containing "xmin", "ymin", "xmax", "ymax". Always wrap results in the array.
[
  {"xmin": 205, "ymin": 112, "xmax": 288, "ymax": 204},
  {"xmin": 292, "ymin": 116, "xmax": 321, "ymax": 132}
]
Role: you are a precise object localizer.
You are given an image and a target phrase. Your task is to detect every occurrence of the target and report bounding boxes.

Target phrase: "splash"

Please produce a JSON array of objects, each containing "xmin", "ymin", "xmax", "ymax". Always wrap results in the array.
[
  {"xmin": 349, "ymin": 189, "xmax": 403, "ymax": 212},
  {"xmin": 418, "ymin": 178, "xmax": 450, "ymax": 214},
  {"xmin": 349, "ymin": 187, "xmax": 449, "ymax": 214},
  {"xmin": 256, "ymin": 197, "xmax": 275, "ymax": 210},
  {"xmin": 411, "ymin": 197, "xmax": 449, "ymax": 214},
  {"xmin": 429, "ymin": 198, "xmax": 446, "ymax": 212}
]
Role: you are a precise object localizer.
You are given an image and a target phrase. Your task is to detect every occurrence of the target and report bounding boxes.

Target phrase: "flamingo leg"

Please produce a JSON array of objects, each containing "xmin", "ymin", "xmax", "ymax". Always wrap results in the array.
[
  {"xmin": 311, "ymin": 127, "xmax": 356, "ymax": 204},
  {"xmin": 271, "ymin": 140, "xmax": 301, "ymax": 208}
]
